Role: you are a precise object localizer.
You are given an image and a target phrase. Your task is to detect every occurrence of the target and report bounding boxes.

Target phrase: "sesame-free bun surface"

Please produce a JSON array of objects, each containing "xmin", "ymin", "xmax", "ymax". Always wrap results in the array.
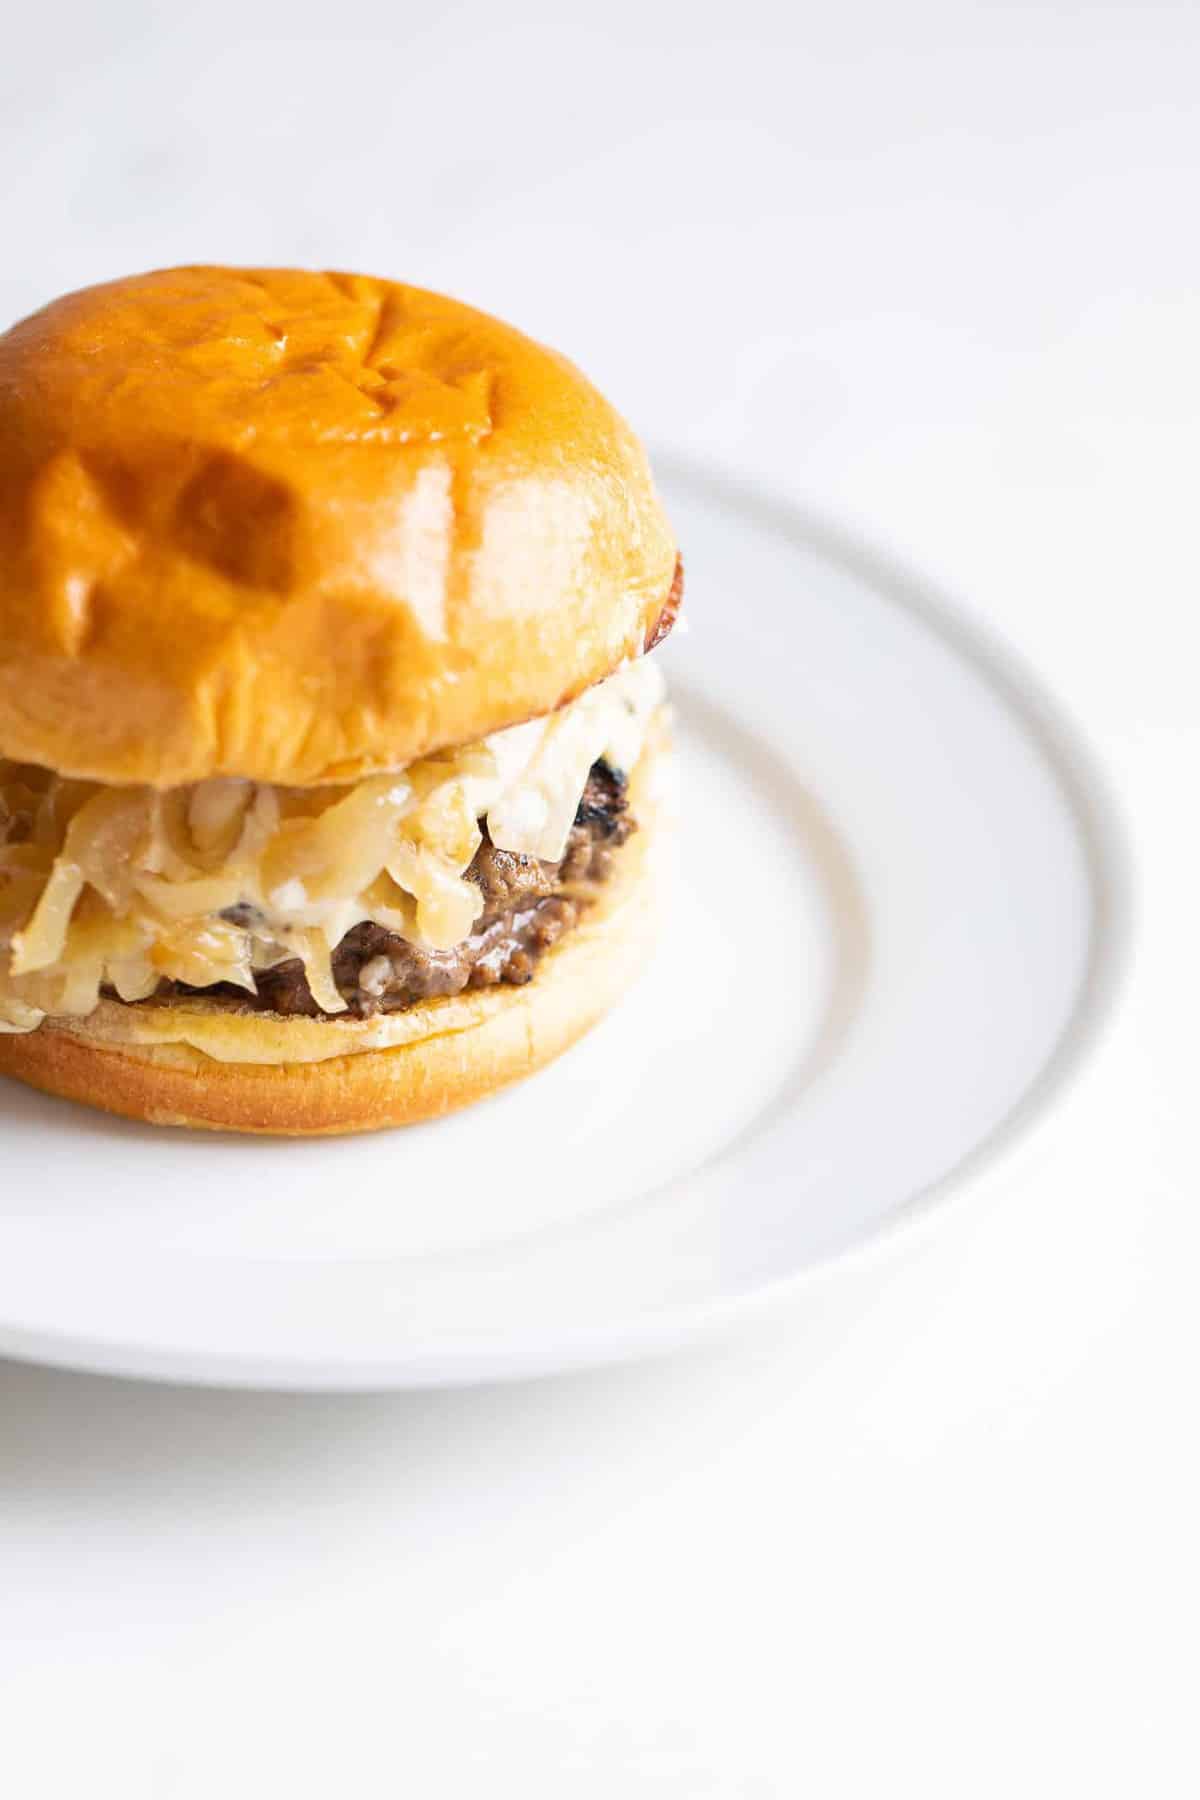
[
  {"xmin": 0, "ymin": 267, "xmax": 677, "ymax": 786},
  {"xmin": 0, "ymin": 721, "xmax": 669, "ymax": 1135}
]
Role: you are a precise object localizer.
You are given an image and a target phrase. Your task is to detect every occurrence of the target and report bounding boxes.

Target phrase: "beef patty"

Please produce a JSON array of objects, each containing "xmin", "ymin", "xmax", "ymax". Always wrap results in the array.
[{"xmin": 166, "ymin": 760, "xmax": 634, "ymax": 1020}]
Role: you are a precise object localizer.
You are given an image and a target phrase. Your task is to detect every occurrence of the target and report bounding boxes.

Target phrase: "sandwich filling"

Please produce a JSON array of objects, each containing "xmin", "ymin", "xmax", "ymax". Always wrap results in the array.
[{"xmin": 0, "ymin": 660, "xmax": 664, "ymax": 1036}]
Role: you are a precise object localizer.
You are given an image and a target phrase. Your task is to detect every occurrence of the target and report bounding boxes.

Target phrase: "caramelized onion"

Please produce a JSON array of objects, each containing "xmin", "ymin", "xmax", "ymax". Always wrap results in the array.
[{"xmin": 0, "ymin": 660, "xmax": 664, "ymax": 1032}]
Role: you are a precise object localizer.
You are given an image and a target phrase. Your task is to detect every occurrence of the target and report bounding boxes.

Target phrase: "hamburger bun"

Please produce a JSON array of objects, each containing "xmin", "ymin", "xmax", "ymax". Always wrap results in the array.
[{"xmin": 0, "ymin": 266, "xmax": 677, "ymax": 787}]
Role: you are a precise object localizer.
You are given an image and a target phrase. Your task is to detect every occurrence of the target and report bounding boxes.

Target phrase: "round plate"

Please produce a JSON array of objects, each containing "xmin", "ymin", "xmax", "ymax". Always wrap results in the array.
[{"xmin": 0, "ymin": 461, "xmax": 1130, "ymax": 1389}]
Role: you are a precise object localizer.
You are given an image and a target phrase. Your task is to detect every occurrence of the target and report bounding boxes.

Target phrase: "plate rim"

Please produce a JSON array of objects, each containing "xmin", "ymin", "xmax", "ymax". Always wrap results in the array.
[{"xmin": 0, "ymin": 454, "xmax": 1136, "ymax": 1390}]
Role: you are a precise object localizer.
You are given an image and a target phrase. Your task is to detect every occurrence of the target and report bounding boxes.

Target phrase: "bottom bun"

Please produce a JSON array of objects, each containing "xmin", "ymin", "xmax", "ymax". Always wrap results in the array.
[{"xmin": 0, "ymin": 723, "xmax": 670, "ymax": 1136}]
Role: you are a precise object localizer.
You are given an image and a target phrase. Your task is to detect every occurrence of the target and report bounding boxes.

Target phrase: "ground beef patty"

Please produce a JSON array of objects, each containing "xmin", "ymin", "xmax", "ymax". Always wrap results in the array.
[{"xmin": 199, "ymin": 759, "xmax": 634, "ymax": 1020}]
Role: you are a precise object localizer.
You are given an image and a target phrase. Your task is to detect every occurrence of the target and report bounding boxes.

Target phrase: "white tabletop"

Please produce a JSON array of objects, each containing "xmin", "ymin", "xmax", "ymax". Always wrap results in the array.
[{"xmin": 1, "ymin": 4, "xmax": 1191, "ymax": 1793}]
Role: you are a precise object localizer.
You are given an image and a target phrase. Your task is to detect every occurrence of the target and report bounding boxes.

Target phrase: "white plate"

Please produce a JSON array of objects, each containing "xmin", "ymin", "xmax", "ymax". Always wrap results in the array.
[{"xmin": 0, "ymin": 461, "xmax": 1130, "ymax": 1390}]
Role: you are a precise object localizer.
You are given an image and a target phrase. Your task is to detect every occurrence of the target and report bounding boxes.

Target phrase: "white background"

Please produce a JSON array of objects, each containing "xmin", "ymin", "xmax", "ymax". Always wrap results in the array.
[{"xmin": 1, "ymin": 3, "xmax": 1194, "ymax": 1793}]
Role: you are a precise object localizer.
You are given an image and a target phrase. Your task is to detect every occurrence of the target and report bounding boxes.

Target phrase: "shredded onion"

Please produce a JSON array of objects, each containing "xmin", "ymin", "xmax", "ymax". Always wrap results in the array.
[{"xmin": 0, "ymin": 659, "xmax": 664, "ymax": 1032}]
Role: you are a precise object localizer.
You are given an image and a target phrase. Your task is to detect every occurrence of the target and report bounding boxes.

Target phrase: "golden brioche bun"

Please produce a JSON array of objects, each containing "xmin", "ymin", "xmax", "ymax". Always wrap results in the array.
[
  {"xmin": 0, "ymin": 721, "xmax": 670, "ymax": 1135},
  {"xmin": 0, "ymin": 267, "xmax": 677, "ymax": 786}
]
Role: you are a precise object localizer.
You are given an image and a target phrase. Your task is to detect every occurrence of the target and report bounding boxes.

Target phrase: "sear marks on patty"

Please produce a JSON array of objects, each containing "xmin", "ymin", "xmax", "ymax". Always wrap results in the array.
[
  {"xmin": 176, "ymin": 759, "xmax": 636, "ymax": 1020},
  {"xmin": 470, "ymin": 758, "xmax": 632, "ymax": 924},
  {"xmin": 255, "ymin": 896, "xmax": 583, "ymax": 1018}
]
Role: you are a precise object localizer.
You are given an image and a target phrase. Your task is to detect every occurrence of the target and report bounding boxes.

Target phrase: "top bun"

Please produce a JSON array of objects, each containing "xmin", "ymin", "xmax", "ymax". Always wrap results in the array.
[{"xmin": 0, "ymin": 267, "xmax": 677, "ymax": 787}]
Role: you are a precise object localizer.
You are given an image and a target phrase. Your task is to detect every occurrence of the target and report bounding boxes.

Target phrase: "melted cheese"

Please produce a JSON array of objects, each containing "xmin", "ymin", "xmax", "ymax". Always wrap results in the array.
[{"xmin": 0, "ymin": 661, "xmax": 665, "ymax": 1034}]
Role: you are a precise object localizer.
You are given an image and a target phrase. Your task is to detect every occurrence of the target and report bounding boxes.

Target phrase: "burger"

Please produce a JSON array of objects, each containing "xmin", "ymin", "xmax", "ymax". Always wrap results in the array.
[{"xmin": 0, "ymin": 267, "xmax": 680, "ymax": 1135}]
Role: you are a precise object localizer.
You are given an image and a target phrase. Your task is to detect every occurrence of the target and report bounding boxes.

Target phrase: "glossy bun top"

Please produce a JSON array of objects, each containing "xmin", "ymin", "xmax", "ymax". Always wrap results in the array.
[{"xmin": 0, "ymin": 267, "xmax": 677, "ymax": 785}]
